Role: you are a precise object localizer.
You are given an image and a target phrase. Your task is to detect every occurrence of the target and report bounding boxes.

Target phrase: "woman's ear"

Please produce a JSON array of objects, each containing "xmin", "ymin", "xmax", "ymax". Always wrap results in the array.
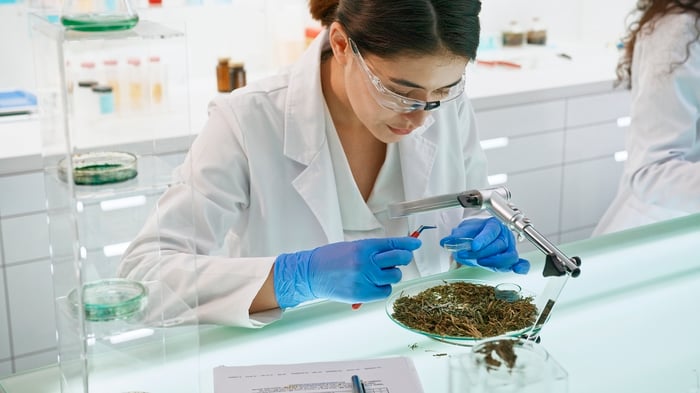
[{"xmin": 328, "ymin": 21, "xmax": 351, "ymax": 66}]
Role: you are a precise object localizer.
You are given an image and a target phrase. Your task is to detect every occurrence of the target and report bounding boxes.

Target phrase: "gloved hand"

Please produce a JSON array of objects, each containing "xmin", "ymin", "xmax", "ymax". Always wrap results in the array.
[
  {"xmin": 440, "ymin": 217, "xmax": 530, "ymax": 274},
  {"xmin": 273, "ymin": 237, "xmax": 422, "ymax": 309}
]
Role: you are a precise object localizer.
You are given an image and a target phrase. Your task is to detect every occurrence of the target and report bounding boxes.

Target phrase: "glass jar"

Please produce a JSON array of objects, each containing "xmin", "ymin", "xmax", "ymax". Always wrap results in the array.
[
  {"xmin": 216, "ymin": 57, "xmax": 231, "ymax": 93},
  {"xmin": 228, "ymin": 60, "xmax": 246, "ymax": 91},
  {"xmin": 449, "ymin": 337, "xmax": 568, "ymax": 393},
  {"xmin": 61, "ymin": 0, "xmax": 139, "ymax": 31},
  {"xmin": 502, "ymin": 20, "xmax": 525, "ymax": 47},
  {"xmin": 527, "ymin": 17, "xmax": 548, "ymax": 45}
]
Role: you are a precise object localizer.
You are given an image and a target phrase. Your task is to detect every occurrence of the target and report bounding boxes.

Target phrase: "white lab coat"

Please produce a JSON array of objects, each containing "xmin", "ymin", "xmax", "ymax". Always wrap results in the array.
[
  {"xmin": 119, "ymin": 30, "xmax": 488, "ymax": 327},
  {"xmin": 594, "ymin": 13, "xmax": 700, "ymax": 235}
]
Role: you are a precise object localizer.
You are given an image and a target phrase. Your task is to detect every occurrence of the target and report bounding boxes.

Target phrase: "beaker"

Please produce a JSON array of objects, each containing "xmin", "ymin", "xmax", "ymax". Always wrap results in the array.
[
  {"xmin": 61, "ymin": 0, "xmax": 138, "ymax": 32},
  {"xmin": 449, "ymin": 337, "xmax": 568, "ymax": 393}
]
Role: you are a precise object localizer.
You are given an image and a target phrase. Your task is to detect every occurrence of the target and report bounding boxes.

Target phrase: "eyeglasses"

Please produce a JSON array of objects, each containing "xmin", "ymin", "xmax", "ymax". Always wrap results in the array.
[{"xmin": 349, "ymin": 38, "xmax": 465, "ymax": 113}]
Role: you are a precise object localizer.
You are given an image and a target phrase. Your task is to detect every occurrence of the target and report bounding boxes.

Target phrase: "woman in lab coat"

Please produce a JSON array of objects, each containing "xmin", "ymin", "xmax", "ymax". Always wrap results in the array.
[
  {"xmin": 594, "ymin": 0, "xmax": 700, "ymax": 235},
  {"xmin": 119, "ymin": 0, "xmax": 529, "ymax": 327}
]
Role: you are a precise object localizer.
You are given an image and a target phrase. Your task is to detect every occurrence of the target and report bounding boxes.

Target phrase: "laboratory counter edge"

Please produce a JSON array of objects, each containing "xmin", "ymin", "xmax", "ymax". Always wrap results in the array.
[{"xmin": 1, "ymin": 212, "xmax": 699, "ymax": 393}]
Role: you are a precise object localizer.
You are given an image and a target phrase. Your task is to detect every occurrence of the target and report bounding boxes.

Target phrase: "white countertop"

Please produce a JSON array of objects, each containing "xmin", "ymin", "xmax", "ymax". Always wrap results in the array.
[{"xmin": 0, "ymin": 42, "xmax": 621, "ymax": 176}]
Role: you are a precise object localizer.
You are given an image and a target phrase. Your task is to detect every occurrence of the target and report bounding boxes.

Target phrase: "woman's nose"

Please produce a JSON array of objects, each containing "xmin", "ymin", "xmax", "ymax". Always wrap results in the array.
[{"xmin": 403, "ymin": 110, "xmax": 430, "ymax": 128}]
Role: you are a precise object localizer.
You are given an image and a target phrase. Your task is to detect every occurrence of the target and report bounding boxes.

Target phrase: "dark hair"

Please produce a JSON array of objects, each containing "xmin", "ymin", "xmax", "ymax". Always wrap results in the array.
[
  {"xmin": 617, "ymin": 0, "xmax": 700, "ymax": 88},
  {"xmin": 308, "ymin": 0, "xmax": 482, "ymax": 60}
]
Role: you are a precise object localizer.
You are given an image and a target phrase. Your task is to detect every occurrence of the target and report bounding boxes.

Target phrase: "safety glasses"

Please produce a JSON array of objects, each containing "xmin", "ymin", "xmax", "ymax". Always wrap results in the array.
[{"xmin": 349, "ymin": 38, "xmax": 465, "ymax": 113}]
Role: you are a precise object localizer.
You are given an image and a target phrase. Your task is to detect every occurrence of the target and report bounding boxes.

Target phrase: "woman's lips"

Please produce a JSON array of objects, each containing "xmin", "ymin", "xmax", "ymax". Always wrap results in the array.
[{"xmin": 388, "ymin": 125, "xmax": 413, "ymax": 135}]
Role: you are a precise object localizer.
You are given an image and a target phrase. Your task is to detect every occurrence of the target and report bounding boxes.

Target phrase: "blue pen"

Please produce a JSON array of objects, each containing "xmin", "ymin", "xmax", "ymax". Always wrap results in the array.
[{"xmin": 351, "ymin": 374, "xmax": 366, "ymax": 393}]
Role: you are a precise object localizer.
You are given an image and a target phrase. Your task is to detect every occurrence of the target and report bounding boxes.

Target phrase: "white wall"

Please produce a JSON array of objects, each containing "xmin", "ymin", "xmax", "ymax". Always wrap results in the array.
[{"xmin": 1, "ymin": 0, "xmax": 638, "ymax": 93}]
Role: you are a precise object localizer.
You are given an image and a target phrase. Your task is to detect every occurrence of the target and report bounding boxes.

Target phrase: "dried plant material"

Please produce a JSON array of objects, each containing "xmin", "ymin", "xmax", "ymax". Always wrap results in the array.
[
  {"xmin": 391, "ymin": 281, "xmax": 537, "ymax": 338},
  {"xmin": 475, "ymin": 339, "xmax": 517, "ymax": 370}
]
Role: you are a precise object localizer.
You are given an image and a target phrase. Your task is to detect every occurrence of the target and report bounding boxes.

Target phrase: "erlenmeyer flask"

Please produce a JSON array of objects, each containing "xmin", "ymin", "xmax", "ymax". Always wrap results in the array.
[{"xmin": 61, "ymin": 0, "xmax": 139, "ymax": 32}]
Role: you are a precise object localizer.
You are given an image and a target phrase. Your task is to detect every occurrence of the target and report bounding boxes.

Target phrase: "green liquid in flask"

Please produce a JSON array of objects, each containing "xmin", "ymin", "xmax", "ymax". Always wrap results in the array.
[{"xmin": 61, "ymin": 13, "xmax": 139, "ymax": 32}]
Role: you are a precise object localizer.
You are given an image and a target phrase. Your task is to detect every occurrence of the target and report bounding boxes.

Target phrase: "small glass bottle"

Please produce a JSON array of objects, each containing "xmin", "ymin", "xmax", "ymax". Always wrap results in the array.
[
  {"xmin": 147, "ymin": 55, "xmax": 165, "ymax": 108},
  {"xmin": 216, "ymin": 57, "xmax": 231, "ymax": 93},
  {"xmin": 527, "ymin": 17, "xmax": 548, "ymax": 45},
  {"xmin": 102, "ymin": 59, "xmax": 121, "ymax": 113},
  {"xmin": 126, "ymin": 57, "xmax": 144, "ymax": 112},
  {"xmin": 502, "ymin": 20, "xmax": 525, "ymax": 47},
  {"xmin": 228, "ymin": 61, "xmax": 246, "ymax": 91},
  {"xmin": 92, "ymin": 85, "xmax": 115, "ymax": 115}
]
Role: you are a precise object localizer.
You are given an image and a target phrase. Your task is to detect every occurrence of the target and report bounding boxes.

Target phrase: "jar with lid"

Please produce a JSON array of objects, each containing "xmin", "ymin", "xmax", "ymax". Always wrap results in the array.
[
  {"xmin": 228, "ymin": 61, "xmax": 246, "ymax": 91},
  {"xmin": 216, "ymin": 57, "xmax": 231, "ymax": 93},
  {"xmin": 92, "ymin": 85, "xmax": 115, "ymax": 115},
  {"xmin": 126, "ymin": 57, "xmax": 144, "ymax": 112},
  {"xmin": 147, "ymin": 55, "xmax": 166, "ymax": 107},
  {"xmin": 527, "ymin": 17, "xmax": 547, "ymax": 45},
  {"xmin": 102, "ymin": 59, "xmax": 121, "ymax": 112},
  {"xmin": 502, "ymin": 20, "xmax": 525, "ymax": 47}
]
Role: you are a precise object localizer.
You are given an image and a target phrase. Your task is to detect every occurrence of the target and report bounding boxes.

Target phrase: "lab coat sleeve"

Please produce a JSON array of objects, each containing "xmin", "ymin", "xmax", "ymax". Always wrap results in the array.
[
  {"xmin": 626, "ymin": 15, "xmax": 700, "ymax": 212},
  {"xmin": 119, "ymin": 97, "xmax": 282, "ymax": 328}
]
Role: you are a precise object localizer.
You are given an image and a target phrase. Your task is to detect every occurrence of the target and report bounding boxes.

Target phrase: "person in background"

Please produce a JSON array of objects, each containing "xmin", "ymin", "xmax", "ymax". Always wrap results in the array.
[
  {"xmin": 119, "ymin": 0, "xmax": 529, "ymax": 327},
  {"xmin": 594, "ymin": 0, "xmax": 700, "ymax": 235}
]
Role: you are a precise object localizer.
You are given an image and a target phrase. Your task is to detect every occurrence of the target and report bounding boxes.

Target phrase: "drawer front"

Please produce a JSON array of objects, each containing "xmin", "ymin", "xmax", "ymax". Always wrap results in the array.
[
  {"xmin": 561, "ymin": 157, "xmax": 624, "ymax": 231},
  {"xmin": 0, "ymin": 270, "xmax": 10, "ymax": 360},
  {"xmin": 503, "ymin": 166, "xmax": 563, "ymax": 237},
  {"xmin": 6, "ymin": 260, "xmax": 56, "ymax": 356},
  {"xmin": 565, "ymin": 121, "xmax": 627, "ymax": 162},
  {"xmin": 483, "ymin": 131, "xmax": 564, "ymax": 174},
  {"xmin": 1, "ymin": 213, "xmax": 49, "ymax": 263},
  {"xmin": 475, "ymin": 99, "xmax": 566, "ymax": 139},
  {"xmin": 0, "ymin": 172, "xmax": 45, "ymax": 217},
  {"xmin": 566, "ymin": 90, "xmax": 631, "ymax": 128}
]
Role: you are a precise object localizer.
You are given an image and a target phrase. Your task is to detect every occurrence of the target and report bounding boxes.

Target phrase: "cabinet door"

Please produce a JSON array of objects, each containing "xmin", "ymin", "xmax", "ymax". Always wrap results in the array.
[
  {"xmin": 503, "ymin": 166, "xmax": 563, "ymax": 240},
  {"xmin": 561, "ymin": 157, "xmax": 624, "ymax": 232},
  {"xmin": 565, "ymin": 121, "xmax": 626, "ymax": 162},
  {"xmin": 475, "ymin": 99, "xmax": 566, "ymax": 139},
  {"xmin": 484, "ymin": 131, "xmax": 564, "ymax": 174},
  {"xmin": 566, "ymin": 90, "xmax": 631, "ymax": 128}
]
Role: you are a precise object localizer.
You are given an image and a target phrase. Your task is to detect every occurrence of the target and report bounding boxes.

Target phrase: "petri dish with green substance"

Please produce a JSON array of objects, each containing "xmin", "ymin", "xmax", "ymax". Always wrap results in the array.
[
  {"xmin": 68, "ymin": 278, "xmax": 147, "ymax": 322},
  {"xmin": 58, "ymin": 151, "xmax": 138, "ymax": 185}
]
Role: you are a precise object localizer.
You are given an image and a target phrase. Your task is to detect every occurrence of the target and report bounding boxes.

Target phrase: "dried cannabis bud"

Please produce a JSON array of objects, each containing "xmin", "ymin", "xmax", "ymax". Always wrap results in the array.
[{"xmin": 391, "ymin": 281, "xmax": 537, "ymax": 338}]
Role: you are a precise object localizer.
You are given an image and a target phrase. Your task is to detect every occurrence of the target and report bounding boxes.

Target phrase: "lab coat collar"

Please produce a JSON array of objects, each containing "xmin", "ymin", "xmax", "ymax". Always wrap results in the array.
[
  {"xmin": 283, "ymin": 29, "xmax": 329, "ymax": 165},
  {"xmin": 283, "ymin": 29, "xmax": 438, "ymax": 243}
]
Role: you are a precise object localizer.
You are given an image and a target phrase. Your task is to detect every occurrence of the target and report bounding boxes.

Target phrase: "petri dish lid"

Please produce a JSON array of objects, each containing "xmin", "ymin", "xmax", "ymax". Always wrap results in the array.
[
  {"xmin": 69, "ymin": 278, "xmax": 147, "ymax": 322},
  {"xmin": 441, "ymin": 237, "xmax": 474, "ymax": 252},
  {"xmin": 58, "ymin": 151, "xmax": 138, "ymax": 185}
]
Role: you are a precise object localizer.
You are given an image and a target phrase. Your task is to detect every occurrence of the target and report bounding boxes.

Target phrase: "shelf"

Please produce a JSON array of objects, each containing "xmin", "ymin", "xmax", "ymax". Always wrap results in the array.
[
  {"xmin": 31, "ymin": 16, "xmax": 184, "ymax": 42},
  {"xmin": 45, "ymin": 153, "xmax": 183, "ymax": 205}
]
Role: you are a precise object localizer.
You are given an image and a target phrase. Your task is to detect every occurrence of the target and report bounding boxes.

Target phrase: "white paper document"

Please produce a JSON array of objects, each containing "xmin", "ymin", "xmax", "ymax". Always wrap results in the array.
[{"xmin": 213, "ymin": 356, "xmax": 425, "ymax": 393}]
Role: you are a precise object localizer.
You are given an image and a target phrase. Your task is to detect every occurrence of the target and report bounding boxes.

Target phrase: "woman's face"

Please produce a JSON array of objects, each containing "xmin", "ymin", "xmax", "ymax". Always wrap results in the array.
[{"xmin": 344, "ymin": 45, "xmax": 469, "ymax": 144}]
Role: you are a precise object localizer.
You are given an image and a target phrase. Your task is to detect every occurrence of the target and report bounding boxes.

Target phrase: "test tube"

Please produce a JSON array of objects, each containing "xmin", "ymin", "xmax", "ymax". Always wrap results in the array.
[
  {"xmin": 147, "ymin": 55, "xmax": 165, "ymax": 108},
  {"xmin": 102, "ymin": 58, "xmax": 121, "ymax": 113},
  {"xmin": 126, "ymin": 57, "xmax": 144, "ymax": 112}
]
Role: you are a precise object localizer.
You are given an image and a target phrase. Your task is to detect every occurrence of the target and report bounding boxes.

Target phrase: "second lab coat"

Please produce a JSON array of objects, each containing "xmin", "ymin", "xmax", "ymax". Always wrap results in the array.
[
  {"xmin": 594, "ymin": 13, "xmax": 700, "ymax": 235},
  {"xmin": 119, "ymin": 30, "xmax": 488, "ymax": 327}
]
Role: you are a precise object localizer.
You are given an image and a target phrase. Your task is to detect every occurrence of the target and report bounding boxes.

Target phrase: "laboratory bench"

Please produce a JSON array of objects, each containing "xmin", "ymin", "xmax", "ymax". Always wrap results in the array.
[
  {"xmin": 1, "ymin": 212, "xmax": 699, "ymax": 393},
  {"xmin": 0, "ymin": 42, "xmax": 633, "ymax": 378}
]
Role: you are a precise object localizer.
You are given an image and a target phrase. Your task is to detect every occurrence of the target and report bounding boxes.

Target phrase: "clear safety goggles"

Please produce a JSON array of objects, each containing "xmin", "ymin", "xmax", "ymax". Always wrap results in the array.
[{"xmin": 349, "ymin": 38, "xmax": 465, "ymax": 113}]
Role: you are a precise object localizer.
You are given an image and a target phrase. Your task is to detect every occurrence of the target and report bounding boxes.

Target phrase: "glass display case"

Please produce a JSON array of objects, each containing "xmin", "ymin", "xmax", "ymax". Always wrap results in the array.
[{"xmin": 30, "ymin": 14, "xmax": 199, "ymax": 393}]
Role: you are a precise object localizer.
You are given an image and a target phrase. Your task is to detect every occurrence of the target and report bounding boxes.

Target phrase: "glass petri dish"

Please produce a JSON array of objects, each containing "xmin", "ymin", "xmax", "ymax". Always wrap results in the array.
[
  {"xmin": 68, "ymin": 278, "xmax": 147, "ymax": 322},
  {"xmin": 441, "ymin": 237, "xmax": 474, "ymax": 252},
  {"xmin": 495, "ymin": 283, "xmax": 522, "ymax": 302},
  {"xmin": 58, "ymin": 151, "xmax": 138, "ymax": 185},
  {"xmin": 386, "ymin": 279, "xmax": 538, "ymax": 346}
]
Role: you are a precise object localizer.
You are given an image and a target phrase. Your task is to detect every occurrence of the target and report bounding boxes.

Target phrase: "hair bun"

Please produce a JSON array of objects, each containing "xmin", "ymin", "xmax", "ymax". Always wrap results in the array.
[{"xmin": 308, "ymin": 0, "xmax": 338, "ymax": 27}]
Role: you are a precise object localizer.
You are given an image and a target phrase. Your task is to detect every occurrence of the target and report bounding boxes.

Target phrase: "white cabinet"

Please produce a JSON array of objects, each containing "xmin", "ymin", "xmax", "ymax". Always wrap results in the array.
[
  {"xmin": 473, "ymin": 87, "xmax": 631, "ymax": 249},
  {"xmin": 31, "ymin": 15, "xmax": 200, "ymax": 393}
]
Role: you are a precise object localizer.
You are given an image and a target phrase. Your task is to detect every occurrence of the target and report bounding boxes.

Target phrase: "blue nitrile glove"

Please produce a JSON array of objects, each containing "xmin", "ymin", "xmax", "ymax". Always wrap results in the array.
[
  {"xmin": 440, "ymin": 217, "xmax": 530, "ymax": 274},
  {"xmin": 273, "ymin": 237, "xmax": 422, "ymax": 309}
]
